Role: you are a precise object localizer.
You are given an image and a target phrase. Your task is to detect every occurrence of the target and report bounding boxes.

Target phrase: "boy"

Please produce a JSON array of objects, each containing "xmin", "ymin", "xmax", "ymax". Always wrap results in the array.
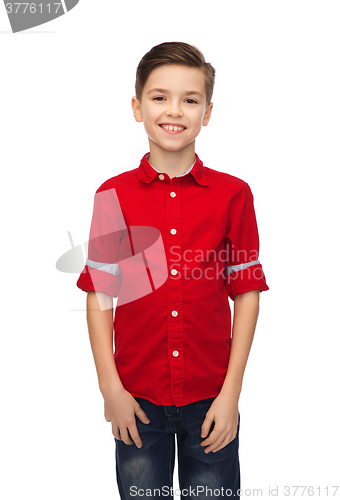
[{"xmin": 77, "ymin": 42, "xmax": 269, "ymax": 499}]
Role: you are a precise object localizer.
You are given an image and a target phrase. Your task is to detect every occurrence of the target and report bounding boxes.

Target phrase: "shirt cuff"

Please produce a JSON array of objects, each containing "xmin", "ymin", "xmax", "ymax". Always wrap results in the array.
[
  {"xmin": 76, "ymin": 264, "xmax": 121, "ymax": 297},
  {"xmin": 225, "ymin": 261, "xmax": 269, "ymax": 301}
]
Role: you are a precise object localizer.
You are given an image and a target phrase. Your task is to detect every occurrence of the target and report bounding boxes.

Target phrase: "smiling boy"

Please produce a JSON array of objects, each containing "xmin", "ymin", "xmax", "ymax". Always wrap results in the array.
[{"xmin": 77, "ymin": 42, "xmax": 269, "ymax": 499}]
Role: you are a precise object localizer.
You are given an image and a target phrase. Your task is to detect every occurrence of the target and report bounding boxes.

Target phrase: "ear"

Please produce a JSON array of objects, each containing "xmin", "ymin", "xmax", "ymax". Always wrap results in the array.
[
  {"xmin": 131, "ymin": 96, "xmax": 143, "ymax": 123},
  {"xmin": 202, "ymin": 102, "xmax": 213, "ymax": 127}
]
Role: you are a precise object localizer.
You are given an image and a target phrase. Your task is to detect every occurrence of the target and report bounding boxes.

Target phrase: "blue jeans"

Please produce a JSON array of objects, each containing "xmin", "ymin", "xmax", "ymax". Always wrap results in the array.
[{"xmin": 115, "ymin": 397, "xmax": 240, "ymax": 499}]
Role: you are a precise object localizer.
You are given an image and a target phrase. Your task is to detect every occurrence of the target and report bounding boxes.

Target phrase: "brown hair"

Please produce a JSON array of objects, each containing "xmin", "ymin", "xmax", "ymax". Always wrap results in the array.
[{"xmin": 135, "ymin": 41, "xmax": 216, "ymax": 107}]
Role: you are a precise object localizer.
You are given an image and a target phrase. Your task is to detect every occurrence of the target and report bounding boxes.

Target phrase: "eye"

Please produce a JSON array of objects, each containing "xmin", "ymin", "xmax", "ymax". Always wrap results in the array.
[
  {"xmin": 186, "ymin": 99, "xmax": 198, "ymax": 104},
  {"xmin": 153, "ymin": 97, "xmax": 165, "ymax": 101}
]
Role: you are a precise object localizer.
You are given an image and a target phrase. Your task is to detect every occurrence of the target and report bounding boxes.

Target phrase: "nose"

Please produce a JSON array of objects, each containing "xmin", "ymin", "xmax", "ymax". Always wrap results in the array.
[{"xmin": 165, "ymin": 100, "xmax": 183, "ymax": 118}]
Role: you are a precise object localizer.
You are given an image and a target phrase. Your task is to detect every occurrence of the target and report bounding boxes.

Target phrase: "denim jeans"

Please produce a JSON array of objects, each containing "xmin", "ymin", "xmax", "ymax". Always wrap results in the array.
[{"xmin": 115, "ymin": 397, "xmax": 240, "ymax": 500}]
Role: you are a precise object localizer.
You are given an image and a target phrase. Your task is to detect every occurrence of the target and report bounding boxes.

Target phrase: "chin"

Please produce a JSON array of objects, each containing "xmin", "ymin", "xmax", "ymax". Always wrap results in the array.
[{"xmin": 161, "ymin": 145, "xmax": 185, "ymax": 153}]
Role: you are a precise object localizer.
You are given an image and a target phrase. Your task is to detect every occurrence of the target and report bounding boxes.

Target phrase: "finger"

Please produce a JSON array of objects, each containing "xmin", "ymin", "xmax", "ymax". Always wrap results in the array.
[
  {"xmin": 119, "ymin": 427, "xmax": 134, "ymax": 446},
  {"xmin": 201, "ymin": 414, "xmax": 214, "ymax": 438},
  {"xmin": 205, "ymin": 426, "xmax": 237, "ymax": 453},
  {"xmin": 111, "ymin": 424, "xmax": 122, "ymax": 441},
  {"xmin": 203, "ymin": 433, "xmax": 226, "ymax": 453},
  {"xmin": 135, "ymin": 405, "xmax": 151, "ymax": 425},
  {"xmin": 200, "ymin": 424, "xmax": 220, "ymax": 446},
  {"xmin": 211, "ymin": 436, "xmax": 232, "ymax": 453},
  {"xmin": 128, "ymin": 424, "xmax": 143, "ymax": 449}
]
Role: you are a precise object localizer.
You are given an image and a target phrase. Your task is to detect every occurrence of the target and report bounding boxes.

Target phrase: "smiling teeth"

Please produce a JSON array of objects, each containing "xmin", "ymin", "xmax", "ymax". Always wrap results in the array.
[{"xmin": 161, "ymin": 125, "xmax": 185, "ymax": 131}]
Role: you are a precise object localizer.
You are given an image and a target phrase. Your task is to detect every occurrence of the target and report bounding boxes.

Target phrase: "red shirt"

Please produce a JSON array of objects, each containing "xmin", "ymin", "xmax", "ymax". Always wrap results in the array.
[{"xmin": 77, "ymin": 152, "xmax": 269, "ymax": 406}]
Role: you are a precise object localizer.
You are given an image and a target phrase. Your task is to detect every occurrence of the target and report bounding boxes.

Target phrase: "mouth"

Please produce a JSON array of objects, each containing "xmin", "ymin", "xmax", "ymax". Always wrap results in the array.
[{"xmin": 159, "ymin": 124, "xmax": 187, "ymax": 134}]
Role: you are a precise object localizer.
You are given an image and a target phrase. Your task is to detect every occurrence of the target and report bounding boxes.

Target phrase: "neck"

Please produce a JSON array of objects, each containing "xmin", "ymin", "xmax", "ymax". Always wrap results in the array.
[{"xmin": 148, "ymin": 143, "xmax": 196, "ymax": 179}]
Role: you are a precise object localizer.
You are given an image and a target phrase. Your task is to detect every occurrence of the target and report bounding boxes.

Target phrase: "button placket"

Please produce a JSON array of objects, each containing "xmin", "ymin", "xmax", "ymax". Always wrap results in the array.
[{"xmin": 166, "ymin": 179, "xmax": 184, "ymax": 406}]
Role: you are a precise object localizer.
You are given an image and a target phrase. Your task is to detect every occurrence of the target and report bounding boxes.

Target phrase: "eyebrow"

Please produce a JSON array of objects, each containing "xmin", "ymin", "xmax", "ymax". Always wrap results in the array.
[{"xmin": 146, "ymin": 88, "xmax": 205, "ymax": 98}]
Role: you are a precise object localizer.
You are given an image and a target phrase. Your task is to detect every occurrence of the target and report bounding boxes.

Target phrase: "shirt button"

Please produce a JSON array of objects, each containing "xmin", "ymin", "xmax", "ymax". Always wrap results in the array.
[
  {"xmin": 159, "ymin": 174, "xmax": 165, "ymax": 180},
  {"xmin": 170, "ymin": 191, "xmax": 176, "ymax": 197},
  {"xmin": 170, "ymin": 228, "xmax": 177, "ymax": 235},
  {"xmin": 172, "ymin": 310, "xmax": 178, "ymax": 317},
  {"xmin": 171, "ymin": 269, "xmax": 178, "ymax": 275},
  {"xmin": 172, "ymin": 350, "xmax": 179, "ymax": 357}
]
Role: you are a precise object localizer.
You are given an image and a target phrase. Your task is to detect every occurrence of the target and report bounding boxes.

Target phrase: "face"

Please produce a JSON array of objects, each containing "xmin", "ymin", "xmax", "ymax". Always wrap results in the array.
[{"xmin": 132, "ymin": 64, "xmax": 213, "ymax": 154}]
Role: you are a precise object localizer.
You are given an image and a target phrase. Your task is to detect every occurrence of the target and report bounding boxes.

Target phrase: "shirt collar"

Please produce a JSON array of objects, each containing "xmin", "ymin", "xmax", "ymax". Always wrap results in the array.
[{"xmin": 137, "ymin": 152, "xmax": 209, "ymax": 186}]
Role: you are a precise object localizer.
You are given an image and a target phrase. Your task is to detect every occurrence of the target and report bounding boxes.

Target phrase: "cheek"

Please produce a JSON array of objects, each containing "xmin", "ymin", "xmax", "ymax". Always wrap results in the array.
[
  {"xmin": 190, "ymin": 119, "xmax": 204, "ymax": 133},
  {"xmin": 189, "ymin": 110, "xmax": 205, "ymax": 126},
  {"xmin": 143, "ymin": 121, "xmax": 159, "ymax": 140},
  {"xmin": 145, "ymin": 111, "xmax": 159, "ymax": 127}
]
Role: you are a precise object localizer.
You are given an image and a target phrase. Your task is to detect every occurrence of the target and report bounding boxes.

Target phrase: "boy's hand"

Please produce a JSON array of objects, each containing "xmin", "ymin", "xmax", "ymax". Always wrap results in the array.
[
  {"xmin": 103, "ymin": 386, "xmax": 150, "ymax": 448},
  {"xmin": 200, "ymin": 393, "xmax": 239, "ymax": 453}
]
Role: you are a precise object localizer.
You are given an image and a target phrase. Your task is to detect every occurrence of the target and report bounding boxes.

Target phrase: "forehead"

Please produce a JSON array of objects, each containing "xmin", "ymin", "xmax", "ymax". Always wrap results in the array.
[{"xmin": 143, "ymin": 64, "xmax": 206, "ymax": 96}]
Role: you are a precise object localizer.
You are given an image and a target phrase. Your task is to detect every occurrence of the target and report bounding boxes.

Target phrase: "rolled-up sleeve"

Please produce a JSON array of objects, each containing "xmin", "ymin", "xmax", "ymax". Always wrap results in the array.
[
  {"xmin": 77, "ymin": 186, "xmax": 125, "ymax": 297},
  {"xmin": 225, "ymin": 183, "xmax": 269, "ymax": 301}
]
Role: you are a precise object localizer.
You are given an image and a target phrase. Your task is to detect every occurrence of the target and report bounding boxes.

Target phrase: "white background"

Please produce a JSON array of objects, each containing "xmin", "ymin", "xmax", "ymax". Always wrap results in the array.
[{"xmin": 1, "ymin": 1, "xmax": 339, "ymax": 499}]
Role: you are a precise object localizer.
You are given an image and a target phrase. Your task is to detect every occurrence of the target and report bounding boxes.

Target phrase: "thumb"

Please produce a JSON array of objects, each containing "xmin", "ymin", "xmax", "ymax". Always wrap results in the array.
[
  {"xmin": 135, "ymin": 404, "xmax": 151, "ymax": 424},
  {"xmin": 201, "ymin": 414, "xmax": 213, "ymax": 438}
]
